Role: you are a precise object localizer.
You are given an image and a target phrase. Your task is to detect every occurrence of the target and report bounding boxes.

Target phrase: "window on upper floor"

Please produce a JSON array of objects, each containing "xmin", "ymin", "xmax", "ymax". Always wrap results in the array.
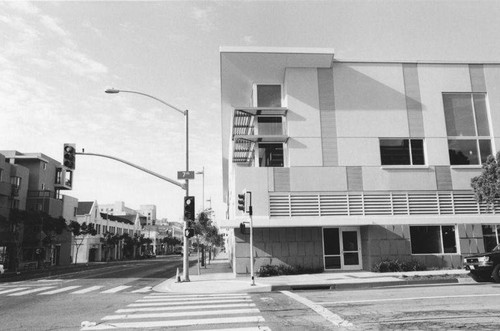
[
  {"xmin": 0, "ymin": 168, "xmax": 3, "ymax": 182},
  {"xmin": 257, "ymin": 116, "xmax": 284, "ymax": 135},
  {"xmin": 10, "ymin": 176, "xmax": 21, "ymax": 188},
  {"xmin": 258, "ymin": 143, "xmax": 284, "ymax": 167},
  {"xmin": 443, "ymin": 93, "xmax": 492, "ymax": 165},
  {"xmin": 379, "ymin": 139, "xmax": 425, "ymax": 165},
  {"xmin": 254, "ymin": 84, "xmax": 282, "ymax": 107}
]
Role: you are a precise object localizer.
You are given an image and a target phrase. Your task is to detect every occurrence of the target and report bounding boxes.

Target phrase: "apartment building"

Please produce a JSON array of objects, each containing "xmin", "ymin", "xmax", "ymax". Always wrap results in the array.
[
  {"xmin": 221, "ymin": 47, "xmax": 500, "ymax": 274},
  {"xmin": 0, "ymin": 151, "xmax": 74, "ymax": 269}
]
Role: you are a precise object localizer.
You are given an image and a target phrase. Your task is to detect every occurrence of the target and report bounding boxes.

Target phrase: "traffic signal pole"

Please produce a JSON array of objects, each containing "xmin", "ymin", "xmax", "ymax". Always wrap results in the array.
[
  {"xmin": 249, "ymin": 194, "xmax": 255, "ymax": 286},
  {"xmin": 183, "ymin": 109, "xmax": 190, "ymax": 282}
]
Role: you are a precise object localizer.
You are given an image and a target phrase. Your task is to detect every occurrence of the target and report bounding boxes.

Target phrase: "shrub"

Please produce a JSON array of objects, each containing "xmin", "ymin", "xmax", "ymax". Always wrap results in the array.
[
  {"xmin": 400, "ymin": 259, "xmax": 427, "ymax": 271},
  {"xmin": 258, "ymin": 264, "xmax": 322, "ymax": 277},
  {"xmin": 372, "ymin": 258, "xmax": 427, "ymax": 272}
]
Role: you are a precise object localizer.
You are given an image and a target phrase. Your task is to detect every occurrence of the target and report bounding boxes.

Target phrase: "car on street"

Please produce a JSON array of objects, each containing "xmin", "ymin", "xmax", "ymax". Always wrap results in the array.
[{"xmin": 464, "ymin": 243, "xmax": 500, "ymax": 282}]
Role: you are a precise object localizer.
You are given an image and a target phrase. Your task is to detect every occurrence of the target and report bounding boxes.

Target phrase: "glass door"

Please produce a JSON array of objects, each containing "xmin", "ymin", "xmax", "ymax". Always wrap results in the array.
[{"xmin": 323, "ymin": 227, "xmax": 362, "ymax": 270}]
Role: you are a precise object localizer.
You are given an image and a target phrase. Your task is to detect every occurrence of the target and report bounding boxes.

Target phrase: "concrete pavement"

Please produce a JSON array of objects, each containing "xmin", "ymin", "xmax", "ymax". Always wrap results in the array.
[{"xmin": 153, "ymin": 251, "xmax": 472, "ymax": 294}]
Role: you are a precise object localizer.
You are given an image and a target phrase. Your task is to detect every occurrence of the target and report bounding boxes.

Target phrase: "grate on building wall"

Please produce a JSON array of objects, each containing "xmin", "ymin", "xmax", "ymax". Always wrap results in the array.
[{"xmin": 269, "ymin": 191, "xmax": 500, "ymax": 217}]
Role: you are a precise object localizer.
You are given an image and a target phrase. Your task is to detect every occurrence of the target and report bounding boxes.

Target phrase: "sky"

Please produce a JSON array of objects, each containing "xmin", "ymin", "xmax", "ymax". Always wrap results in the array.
[{"xmin": 2, "ymin": 0, "xmax": 500, "ymax": 223}]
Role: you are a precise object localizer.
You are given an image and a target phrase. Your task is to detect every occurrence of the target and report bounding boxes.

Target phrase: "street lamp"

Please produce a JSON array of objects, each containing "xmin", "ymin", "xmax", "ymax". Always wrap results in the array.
[
  {"xmin": 195, "ymin": 167, "xmax": 204, "ymax": 211},
  {"xmin": 105, "ymin": 88, "xmax": 192, "ymax": 282}
]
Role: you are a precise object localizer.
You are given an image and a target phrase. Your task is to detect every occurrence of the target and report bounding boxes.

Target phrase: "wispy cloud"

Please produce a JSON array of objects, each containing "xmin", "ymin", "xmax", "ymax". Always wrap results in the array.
[
  {"xmin": 48, "ymin": 47, "xmax": 108, "ymax": 79},
  {"xmin": 40, "ymin": 14, "xmax": 69, "ymax": 37},
  {"xmin": 243, "ymin": 35, "xmax": 256, "ymax": 45}
]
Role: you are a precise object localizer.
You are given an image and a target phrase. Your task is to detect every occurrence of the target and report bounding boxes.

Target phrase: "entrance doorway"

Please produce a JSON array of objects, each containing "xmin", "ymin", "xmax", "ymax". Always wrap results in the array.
[{"xmin": 323, "ymin": 227, "xmax": 362, "ymax": 270}]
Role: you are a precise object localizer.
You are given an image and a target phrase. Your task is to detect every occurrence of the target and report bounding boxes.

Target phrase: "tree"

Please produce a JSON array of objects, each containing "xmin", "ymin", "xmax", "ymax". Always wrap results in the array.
[
  {"xmin": 103, "ymin": 231, "xmax": 121, "ymax": 261},
  {"xmin": 471, "ymin": 152, "xmax": 500, "ymax": 211},
  {"xmin": 68, "ymin": 221, "xmax": 97, "ymax": 264},
  {"xmin": 194, "ymin": 210, "xmax": 224, "ymax": 261}
]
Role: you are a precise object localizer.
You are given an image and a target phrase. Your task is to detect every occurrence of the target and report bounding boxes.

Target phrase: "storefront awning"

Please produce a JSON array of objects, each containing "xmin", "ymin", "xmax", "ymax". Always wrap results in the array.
[{"xmin": 233, "ymin": 135, "xmax": 288, "ymax": 164}]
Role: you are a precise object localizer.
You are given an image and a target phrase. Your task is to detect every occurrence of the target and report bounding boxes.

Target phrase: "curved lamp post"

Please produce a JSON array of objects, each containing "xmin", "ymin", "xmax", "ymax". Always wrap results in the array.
[{"xmin": 105, "ymin": 88, "xmax": 191, "ymax": 282}]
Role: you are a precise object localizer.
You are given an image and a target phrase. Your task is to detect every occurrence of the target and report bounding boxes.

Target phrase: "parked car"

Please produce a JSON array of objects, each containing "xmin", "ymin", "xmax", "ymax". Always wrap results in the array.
[
  {"xmin": 174, "ymin": 246, "xmax": 183, "ymax": 255},
  {"xmin": 464, "ymin": 244, "xmax": 500, "ymax": 282}
]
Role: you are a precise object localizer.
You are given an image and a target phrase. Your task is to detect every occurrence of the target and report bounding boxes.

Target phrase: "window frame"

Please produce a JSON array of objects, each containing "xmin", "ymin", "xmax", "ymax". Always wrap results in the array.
[
  {"xmin": 410, "ymin": 225, "xmax": 459, "ymax": 255},
  {"xmin": 255, "ymin": 142, "xmax": 286, "ymax": 168},
  {"xmin": 252, "ymin": 83, "xmax": 283, "ymax": 108},
  {"xmin": 379, "ymin": 138, "xmax": 426, "ymax": 166},
  {"xmin": 443, "ymin": 92, "xmax": 492, "ymax": 165}
]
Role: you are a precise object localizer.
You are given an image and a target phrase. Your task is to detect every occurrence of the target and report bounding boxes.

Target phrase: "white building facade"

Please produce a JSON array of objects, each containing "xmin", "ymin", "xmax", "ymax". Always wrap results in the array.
[{"xmin": 221, "ymin": 47, "xmax": 500, "ymax": 274}]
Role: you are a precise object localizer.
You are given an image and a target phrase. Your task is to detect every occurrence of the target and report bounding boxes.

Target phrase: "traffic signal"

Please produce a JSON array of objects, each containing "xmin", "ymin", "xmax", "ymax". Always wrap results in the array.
[
  {"xmin": 237, "ymin": 193, "xmax": 246, "ymax": 212},
  {"xmin": 184, "ymin": 196, "xmax": 195, "ymax": 222},
  {"xmin": 237, "ymin": 191, "xmax": 251, "ymax": 213},
  {"xmin": 240, "ymin": 222, "xmax": 246, "ymax": 234},
  {"xmin": 63, "ymin": 143, "xmax": 76, "ymax": 170},
  {"xmin": 184, "ymin": 228, "xmax": 194, "ymax": 238}
]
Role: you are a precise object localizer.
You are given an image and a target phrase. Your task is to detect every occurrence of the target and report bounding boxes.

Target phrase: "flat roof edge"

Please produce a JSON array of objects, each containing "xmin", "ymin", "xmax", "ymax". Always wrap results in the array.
[{"xmin": 220, "ymin": 46, "xmax": 335, "ymax": 56}]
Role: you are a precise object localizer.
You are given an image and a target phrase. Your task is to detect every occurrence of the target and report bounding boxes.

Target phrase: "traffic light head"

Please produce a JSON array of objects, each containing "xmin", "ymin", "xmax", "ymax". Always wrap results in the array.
[
  {"xmin": 184, "ymin": 228, "xmax": 194, "ymax": 238},
  {"xmin": 63, "ymin": 143, "xmax": 76, "ymax": 170},
  {"xmin": 239, "ymin": 222, "xmax": 246, "ymax": 234},
  {"xmin": 184, "ymin": 196, "xmax": 195, "ymax": 222},
  {"xmin": 237, "ymin": 193, "xmax": 245, "ymax": 212}
]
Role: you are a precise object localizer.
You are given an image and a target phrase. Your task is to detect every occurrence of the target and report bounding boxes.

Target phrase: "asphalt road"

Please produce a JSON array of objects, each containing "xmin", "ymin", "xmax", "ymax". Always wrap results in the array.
[
  {"xmin": 0, "ymin": 255, "xmax": 183, "ymax": 330},
  {"xmin": 1, "ymin": 261, "xmax": 499, "ymax": 330},
  {"xmin": 285, "ymin": 282, "xmax": 500, "ymax": 330}
]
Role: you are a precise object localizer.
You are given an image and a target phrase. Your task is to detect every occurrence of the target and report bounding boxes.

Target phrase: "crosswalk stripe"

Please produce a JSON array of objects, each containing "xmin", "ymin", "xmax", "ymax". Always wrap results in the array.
[
  {"xmin": 102, "ymin": 308, "xmax": 261, "ymax": 320},
  {"xmin": 101, "ymin": 285, "xmax": 131, "ymax": 294},
  {"xmin": 39, "ymin": 286, "xmax": 81, "ymax": 295},
  {"xmin": 81, "ymin": 316, "xmax": 266, "ymax": 330},
  {"xmin": 129, "ymin": 299, "xmax": 252, "ymax": 307},
  {"xmin": 71, "ymin": 286, "xmax": 103, "ymax": 294},
  {"xmin": 130, "ymin": 286, "xmax": 151, "ymax": 293},
  {"xmin": 116, "ymin": 302, "xmax": 256, "ymax": 313},
  {"xmin": 147, "ymin": 293, "xmax": 250, "ymax": 298},
  {"xmin": 9, "ymin": 286, "xmax": 55, "ymax": 296},
  {"xmin": 137, "ymin": 296, "xmax": 250, "ymax": 302},
  {"xmin": 0, "ymin": 288, "xmax": 29, "ymax": 295},
  {"xmin": 198, "ymin": 328, "xmax": 271, "ymax": 331}
]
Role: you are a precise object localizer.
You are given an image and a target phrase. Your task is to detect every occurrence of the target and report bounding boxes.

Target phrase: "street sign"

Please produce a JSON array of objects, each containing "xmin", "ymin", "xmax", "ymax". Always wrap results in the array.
[{"xmin": 177, "ymin": 171, "xmax": 195, "ymax": 180}]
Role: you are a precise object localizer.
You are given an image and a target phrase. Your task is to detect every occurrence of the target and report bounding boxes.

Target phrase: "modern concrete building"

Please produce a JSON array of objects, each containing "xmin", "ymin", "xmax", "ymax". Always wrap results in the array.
[
  {"xmin": 0, "ymin": 151, "xmax": 74, "ymax": 269},
  {"xmin": 221, "ymin": 47, "xmax": 500, "ymax": 274}
]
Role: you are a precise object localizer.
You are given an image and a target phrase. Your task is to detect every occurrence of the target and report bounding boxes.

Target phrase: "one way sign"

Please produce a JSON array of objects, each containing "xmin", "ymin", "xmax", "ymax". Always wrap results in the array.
[{"xmin": 177, "ymin": 171, "xmax": 195, "ymax": 180}]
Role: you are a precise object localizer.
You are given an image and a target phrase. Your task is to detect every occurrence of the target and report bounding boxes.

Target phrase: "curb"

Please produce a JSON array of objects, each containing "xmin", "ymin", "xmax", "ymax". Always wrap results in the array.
[{"xmin": 270, "ymin": 277, "xmax": 466, "ymax": 291}]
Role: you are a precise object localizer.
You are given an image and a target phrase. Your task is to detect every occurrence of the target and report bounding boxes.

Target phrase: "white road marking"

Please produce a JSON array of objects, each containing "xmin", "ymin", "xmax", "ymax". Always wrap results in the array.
[
  {"xmin": 282, "ymin": 290, "xmax": 352, "ymax": 327},
  {"xmin": 71, "ymin": 286, "xmax": 103, "ymax": 294},
  {"xmin": 100, "ymin": 285, "xmax": 131, "ymax": 293},
  {"xmin": 137, "ymin": 295, "xmax": 250, "ymax": 302},
  {"xmin": 197, "ymin": 328, "xmax": 271, "ymax": 331},
  {"xmin": 81, "ymin": 316, "xmax": 266, "ymax": 330},
  {"xmin": 9, "ymin": 286, "xmax": 55, "ymax": 296},
  {"xmin": 147, "ymin": 292, "xmax": 250, "ymax": 298},
  {"xmin": 116, "ymin": 302, "xmax": 256, "ymax": 313},
  {"xmin": 128, "ymin": 298, "xmax": 251, "ymax": 307},
  {"xmin": 102, "ymin": 307, "xmax": 261, "ymax": 320},
  {"xmin": 0, "ymin": 288, "xmax": 29, "ymax": 295},
  {"xmin": 39, "ymin": 286, "xmax": 81, "ymax": 295},
  {"xmin": 320, "ymin": 293, "xmax": 500, "ymax": 305},
  {"xmin": 130, "ymin": 286, "xmax": 151, "ymax": 293}
]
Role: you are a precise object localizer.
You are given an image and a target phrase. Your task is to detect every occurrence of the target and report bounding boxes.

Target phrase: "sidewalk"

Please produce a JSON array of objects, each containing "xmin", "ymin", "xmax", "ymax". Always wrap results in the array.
[{"xmin": 153, "ymin": 251, "xmax": 472, "ymax": 294}]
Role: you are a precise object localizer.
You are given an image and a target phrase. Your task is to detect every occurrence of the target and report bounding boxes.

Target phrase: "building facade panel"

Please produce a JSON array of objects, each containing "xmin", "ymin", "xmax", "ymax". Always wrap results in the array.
[{"xmin": 221, "ymin": 48, "xmax": 500, "ymax": 275}]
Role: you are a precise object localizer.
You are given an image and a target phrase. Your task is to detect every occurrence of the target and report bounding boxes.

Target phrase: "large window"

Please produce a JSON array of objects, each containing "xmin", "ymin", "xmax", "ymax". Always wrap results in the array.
[
  {"xmin": 380, "ymin": 139, "xmax": 425, "ymax": 165},
  {"xmin": 258, "ymin": 143, "xmax": 284, "ymax": 167},
  {"xmin": 482, "ymin": 225, "xmax": 500, "ymax": 252},
  {"xmin": 410, "ymin": 225, "xmax": 457, "ymax": 254},
  {"xmin": 255, "ymin": 85, "xmax": 281, "ymax": 107},
  {"xmin": 257, "ymin": 116, "xmax": 283, "ymax": 135},
  {"xmin": 444, "ymin": 93, "xmax": 492, "ymax": 165}
]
